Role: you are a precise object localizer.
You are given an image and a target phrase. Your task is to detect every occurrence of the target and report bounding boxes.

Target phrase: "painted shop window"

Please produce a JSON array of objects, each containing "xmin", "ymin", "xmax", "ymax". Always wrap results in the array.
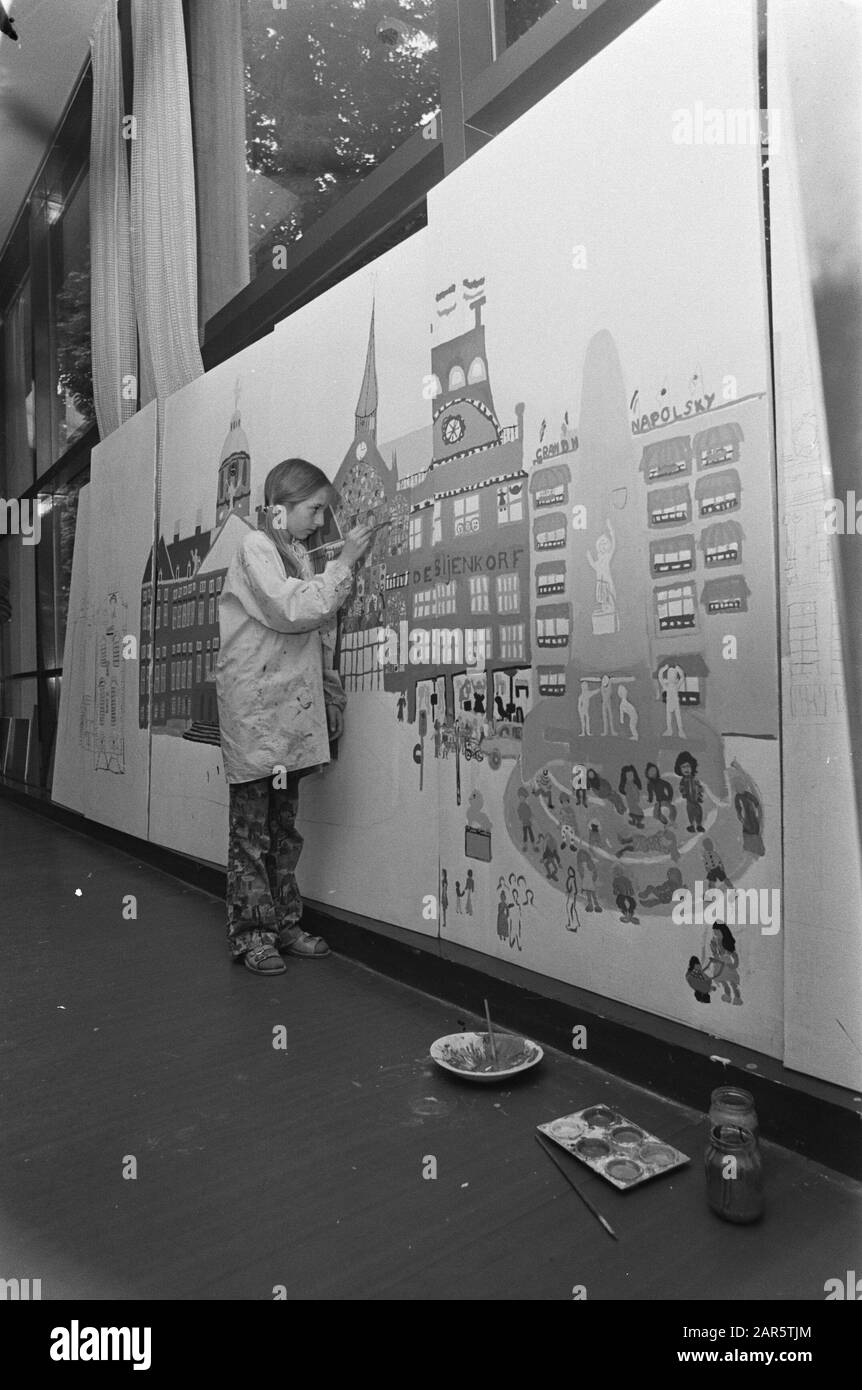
[
  {"xmin": 639, "ymin": 437, "xmax": 692, "ymax": 482},
  {"xmin": 434, "ymin": 580, "xmax": 457, "ymax": 615},
  {"xmin": 409, "ymin": 514, "xmax": 424, "ymax": 550},
  {"xmin": 650, "ymin": 535, "xmax": 695, "ymax": 575},
  {"xmin": 470, "ymin": 575, "xmax": 490, "ymax": 613},
  {"xmin": 536, "ymin": 603, "xmax": 571, "ymax": 646},
  {"xmin": 701, "ymin": 520, "xmax": 744, "ymax": 567},
  {"xmin": 453, "ymin": 493, "xmax": 480, "ymax": 536},
  {"xmin": 693, "ymin": 422, "xmax": 743, "ymax": 468},
  {"xmin": 701, "ymin": 575, "xmax": 751, "ymax": 615},
  {"xmin": 238, "ymin": 0, "xmax": 439, "ymax": 278},
  {"xmin": 535, "ymin": 562, "xmax": 565, "ymax": 595},
  {"xmin": 500, "ymin": 624, "xmax": 525, "ymax": 661},
  {"xmin": 695, "ymin": 469, "xmax": 741, "ymax": 517},
  {"xmin": 534, "ymin": 512, "xmax": 567, "ymax": 548},
  {"xmin": 648, "ymin": 485, "xmax": 691, "ymax": 527},
  {"xmin": 537, "ymin": 665, "xmax": 566, "ymax": 695},
  {"xmin": 496, "ymin": 573, "xmax": 520, "ymax": 613},
  {"xmin": 497, "ymin": 481, "xmax": 525, "ymax": 522},
  {"xmin": 50, "ymin": 170, "xmax": 95, "ymax": 463},
  {"xmin": 413, "ymin": 587, "xmax": 433, "ymax": 619},
  {"xmin": 654, "ymin": 583, "xmax": 697, "ymax": 632},
  {"xmin": 1, "ymin": 276, "xmax": 36, "ymax": 499}
]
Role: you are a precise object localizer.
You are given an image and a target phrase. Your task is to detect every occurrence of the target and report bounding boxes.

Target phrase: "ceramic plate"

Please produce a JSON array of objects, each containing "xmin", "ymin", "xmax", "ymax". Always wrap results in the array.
[{"xmin": 430, "ymin": 1031, "xmax": 543, "ymax": 1082}]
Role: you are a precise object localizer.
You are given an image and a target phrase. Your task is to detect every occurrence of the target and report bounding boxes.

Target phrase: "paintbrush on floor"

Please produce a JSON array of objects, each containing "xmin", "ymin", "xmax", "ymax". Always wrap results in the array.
[{"xmin": 535, "ymin": 1133, "xmax": 618, "ymax": 1241}]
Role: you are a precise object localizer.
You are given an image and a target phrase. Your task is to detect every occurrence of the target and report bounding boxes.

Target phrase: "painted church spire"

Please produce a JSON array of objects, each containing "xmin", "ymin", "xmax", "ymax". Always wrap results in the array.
[{"xmin": 355, "ymin": 303, "xmax": 378, "ymax": 441}]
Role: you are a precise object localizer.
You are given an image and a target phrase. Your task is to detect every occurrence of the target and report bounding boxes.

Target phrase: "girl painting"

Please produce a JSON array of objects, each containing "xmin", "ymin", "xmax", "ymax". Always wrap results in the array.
[{"xmin": 216, "ymin": 459, "xmax": 373, "ymax": 974}]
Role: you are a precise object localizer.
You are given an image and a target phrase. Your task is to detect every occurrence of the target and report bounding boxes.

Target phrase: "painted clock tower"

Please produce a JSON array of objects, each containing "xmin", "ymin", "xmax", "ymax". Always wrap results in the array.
[
  {"xmin": 216, "ymin": 380, "xmax": 251, "ymax": 528},
  {"xmin": 430, "ymin": 298, "xmax": 500, "ymax": 468}
]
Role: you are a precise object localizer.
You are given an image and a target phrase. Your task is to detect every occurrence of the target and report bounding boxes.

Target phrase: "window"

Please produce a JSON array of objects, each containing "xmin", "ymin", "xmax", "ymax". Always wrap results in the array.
[
  {"xmin": 409, "ymin": 514, "xmax": 424, "ymax": 550},
  {"xmin": 432, "ymin": 500, "xmax": 442, "ymax": 545},
  {"xmin": 467, "ymin": 356, "xmax": 487, "ymax": 383},
  {"xmin": 693, "ymin": 423, "xmax": 743, "ymax": 468},
  {"xmin": 702, "ymin": 520, "xmax": 744, "ymax": 567},
  {"xmin": 453, "ymin": 493, "xmax": 479, "ymax": 536},
  {"xmin": 655, "ymin": 583, "xmax": 697, "ymax": 631},
  {"xmin": 469, "ymin": 576, "xmax": 489, "ymax": 612},
  {"xmin": 639, "ymin": 437, "xmax": 692, "ymax": 482},
  {"xmin": 536, "ymin": 602, "xmax": 570, "ymax": 645},
  {"xmin": 497, "ymin": 481, "xmax": 525, "ymax": 522},
  {"xmin": 497, "ymin": 573, "xmax": 520, "ymax": 613},
  {"xmin": 650, "ymin": 535, "xmax": 695, "ymax": 575},
  {"xmin": 198, "ymin": 599, "xmax": 205, "ymax": 624},
  {"xmin": 448, "ymin": 365, "xmax": 466, "ymax": 390},
  {"xmin": 701, "ymin": 575, "xmax": 751, "ymax": 614},
  {"xmin": 1, "ymin": 277, "xmax": 36, "ymax": 498},
  {"xmin": 434, "ymin": 580, "xmax": 456, "ymax": 615},
  {"xmin": 500, "ymin": 623, "xmax": 525, "ymax": 661},
  {"xmin": 51, "ymin": 171, "xmax": 95, "ymax": 461},
  {"xmin": 236, "ymin": 1, "xmax": 440, "ymax": 282},
  {"xmin": 208, "ymin": 597, "xmax": 215, "ymax": 624},
  {"xmin": 413, "ymin": 587, "xmax": 433, "ymax": 619},
  {"xmin": 496, "ymin": 0, "xmax": 560, "ymax": 51}
]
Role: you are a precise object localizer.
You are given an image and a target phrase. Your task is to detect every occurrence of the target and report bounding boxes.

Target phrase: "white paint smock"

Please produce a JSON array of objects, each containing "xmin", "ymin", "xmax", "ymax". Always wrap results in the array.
[{"xmin": 216, "ymin": 529, "xmax": 353, "ymax": 784}]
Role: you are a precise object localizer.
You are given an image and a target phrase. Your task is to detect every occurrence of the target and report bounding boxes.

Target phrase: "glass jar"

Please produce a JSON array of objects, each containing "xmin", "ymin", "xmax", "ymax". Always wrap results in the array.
[
  {"xmin": 705, "ymin": 1124, "xmax": 764, "ymax": 1223},
  {"xmin": 709, "ymin": 1086, "xmax": 758, "ymax": 1138}
]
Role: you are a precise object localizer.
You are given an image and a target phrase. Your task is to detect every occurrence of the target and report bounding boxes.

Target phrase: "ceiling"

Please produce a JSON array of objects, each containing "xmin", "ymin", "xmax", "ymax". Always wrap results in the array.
[{"xmin": 0, "ymin": 0, "xmax": 106, "ymax": 254}]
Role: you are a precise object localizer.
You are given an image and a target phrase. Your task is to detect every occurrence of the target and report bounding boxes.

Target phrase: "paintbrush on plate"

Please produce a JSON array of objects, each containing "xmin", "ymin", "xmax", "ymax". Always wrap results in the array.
[
  {"xmin": 483, "ymin": 997, "xmax": 498, "ymax": 1068},
  {"xmin": 535, "ymin": 1133, "xmax": 618, "ymax": 1241}
]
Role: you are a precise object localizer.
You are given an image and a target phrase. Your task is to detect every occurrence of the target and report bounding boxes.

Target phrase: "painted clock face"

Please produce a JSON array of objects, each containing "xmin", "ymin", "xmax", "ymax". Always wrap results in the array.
[
  {"xmin": 355, "ymin": 441, "xmax": 368, "ymax": 460},
  {"xmin": 442, "ymin": 414, "xmax": 466, "ymax": 445}
]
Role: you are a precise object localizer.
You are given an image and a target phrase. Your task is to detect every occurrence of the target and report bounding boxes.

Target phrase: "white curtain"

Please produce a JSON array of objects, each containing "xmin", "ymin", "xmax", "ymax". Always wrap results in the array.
[
  {"xmin": 129, "ymin": 0, "xmax": 204, "ymax": 405},
  {"xmin": 89, "ymin": 2, "xmax": 138, "ymax": 439}
]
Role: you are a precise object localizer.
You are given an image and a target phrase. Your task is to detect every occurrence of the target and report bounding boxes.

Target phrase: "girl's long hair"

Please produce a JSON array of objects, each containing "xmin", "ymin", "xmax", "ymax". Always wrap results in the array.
[{"xmin": 260, "ymin": 458, "xmax": 339, "ymax": 578}]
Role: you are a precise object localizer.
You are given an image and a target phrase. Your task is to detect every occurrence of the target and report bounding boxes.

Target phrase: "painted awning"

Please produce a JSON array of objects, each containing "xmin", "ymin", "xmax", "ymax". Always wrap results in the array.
[
  {"xmin": 701, "ymin": 575, "xmax": 751, "ymax": 605},
  {"xmin": 695, "ymin": 468, "xmax": 741, "ymax": 500},
  {"xmin": 639, "ymin": 436, "xmax": 692, "ymax": 477},
  {"xmin": 535, "ymin": 602, "xmax": 572, "ymax": 620},
  {"xmin": 653, "ymin": 653, "xmax": 710, "ymax": 677},
  {"xmin": 529, "ymin": 465, "xmax": 570, "ymax": 494},
  {"xmin": 535, "ymin": 559, "xmax": 567, "ymax": 576},
  {"xmin": 533, "ymin": 512, "xmax": 567, "ymax": 536},
  {"xmin": 649, "ymin": 484, "xmax": 690, "ymax": 508},
  {"xmin": 693, "ymin": 422, "xmax": 744, "ymax": 461},
  {"xmin": 700, "ymin": 519, "xmax": 744, "ymax": 548},
  {"xmin": 650, "ymin": 533, "xmax": 695, "ymax": 559}
]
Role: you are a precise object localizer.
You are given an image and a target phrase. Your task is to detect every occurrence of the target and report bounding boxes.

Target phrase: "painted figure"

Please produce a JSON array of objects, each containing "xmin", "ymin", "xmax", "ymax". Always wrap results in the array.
[
  {"xmin": 619, "ymin": 764, "xmax": 645, "ymax": 827},
  {"xmin": 440, "ymin": 868, "xmax": 448, "ymax": 929},
  {"xmin": 533, "ymin": 765, "xmax": 555, "ymax": 811},
  {"xmin": 674, "ymin": 750, "xmax": 705, "ymax": 832},
  {"xmin": 571, "ymin": 762, "xmax": 588, "ymax": 806},
  {"xmin": 557, "ymin": 792, "xmax": 579, "ymax": 849},
  {"xmin": 600, "ymin": 674, "xmax": 617, "ymax": 736},
  {"xmin": 564, "ymin": 865, "xmax": 582, "ymax": 933},
  {"xmin": 586, "ymin": 768, "xmax": 626, "ymax": 814},
  {"xmin": 617, "ymin": 825, "xmax": 680, "ymax": 861},
  {"xmin": 537, "ymin": 831, "xmax": 561, "ymax": 881},
  {"xmin": 706, "ymin": 922, "xmax": 743, "ymax": 1005},
  {"xmin": 464, "ymin": 869, "xmax": 475, "ymax": 916},
  {"xmin": 517, "ymin": 786, "xmax": 536, "ymax": 848},
  {"xmin": 612, "ymin": 870, "xmax": 640, "ymax": 924},
  {"xmin": 396, "ymin": 691, "xmax": 406, "ymax": 722},
  {"xmin": 618, "ymin": 684, "xmax": 639, "ymax": 740},
  {"xmin": 577, "ymin": 680, "xmax": 598, "ymax": 736},
  {"xmin": 702, "ymin": 836, "xmax": 734, "ymax": 888},
  {"xmin": 577, "ymin": 848, "xmax": 602, "ymax": 912},
  {"xmin": 645, "ymin": 762, "xmax": 677, "ymax": 824},
  {"xmin": 455, "ymin": 880, "xmax": 464, "ymax": 914},
  {"xmin": 658, "ymin": 662, "xmax": 686, "ymax": 737},
  {"xmin": 638, "ymin": 866, "xmax": 684, "ymax": 906},
  {"xmin": 467, "ymin": 790, "xmax": 492, "ymax": 833},
  {"xmin": 496, "ymin": 889, "xmax": 510, "ymax": 943},
  {"xmin": 734, "ymin": 789, "xmax": 765, "ymax": 857},
  {"xmin": 685, "ymin": 954, "xmax": 713, "ymax": 1004},
  {"xmin": 587, "ymin": 519, "xmax": 619, "ymax": 633}
]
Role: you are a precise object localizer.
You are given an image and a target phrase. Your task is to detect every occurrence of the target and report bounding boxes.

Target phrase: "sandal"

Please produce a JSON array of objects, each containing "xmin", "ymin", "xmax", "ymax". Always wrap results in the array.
[
  {"xmin": 279, "ymin": 928, "xmax": 330, "ymax": 958},
  {"xmin": 244, "ymin": 944, "xmax": 287, "ymax": 975}
]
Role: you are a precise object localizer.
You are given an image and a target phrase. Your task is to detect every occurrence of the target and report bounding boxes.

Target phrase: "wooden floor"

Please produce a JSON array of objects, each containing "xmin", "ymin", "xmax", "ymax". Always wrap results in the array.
[{"xmin": 1, "ymin": 799, "xmax": 859, "ymax": 1301}]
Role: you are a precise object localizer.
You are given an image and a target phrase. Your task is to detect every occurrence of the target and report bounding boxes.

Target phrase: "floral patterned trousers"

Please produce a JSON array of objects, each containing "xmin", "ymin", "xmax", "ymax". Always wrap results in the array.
[{"xmin": 227, "ymin": 774, "xmax": 304, "ymax": 958}]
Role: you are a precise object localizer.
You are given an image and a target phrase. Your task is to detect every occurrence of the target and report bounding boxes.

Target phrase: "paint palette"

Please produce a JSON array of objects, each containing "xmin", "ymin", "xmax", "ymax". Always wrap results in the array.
[{"xmin": 537, "ymin": 1106, "xmax": 690, "ymax": 1190}]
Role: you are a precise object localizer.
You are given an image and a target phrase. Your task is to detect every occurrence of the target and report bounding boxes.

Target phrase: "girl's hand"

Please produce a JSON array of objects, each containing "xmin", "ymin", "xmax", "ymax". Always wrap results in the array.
[
  {"xmin": 340, "ymin": 524, "xmax": 375, "ymax": 568},
  {"xmin": 327, "ymin": 705, "xmax": 344, "ymax": 740}
]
